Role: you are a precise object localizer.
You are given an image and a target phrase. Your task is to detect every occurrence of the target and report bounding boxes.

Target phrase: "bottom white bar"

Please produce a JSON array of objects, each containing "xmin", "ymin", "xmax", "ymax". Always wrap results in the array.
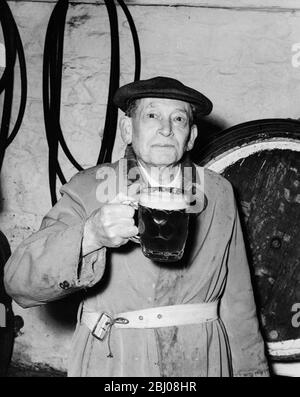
[{"xmin": 272, "ymin": 362, "xmax": 300, "ymax": 377}]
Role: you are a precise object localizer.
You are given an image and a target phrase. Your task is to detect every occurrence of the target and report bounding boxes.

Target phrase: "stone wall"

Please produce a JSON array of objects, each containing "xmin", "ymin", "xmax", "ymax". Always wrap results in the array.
[{"xmin": 1, "ymin": 0, "xmax": 300, "ymax": 371}]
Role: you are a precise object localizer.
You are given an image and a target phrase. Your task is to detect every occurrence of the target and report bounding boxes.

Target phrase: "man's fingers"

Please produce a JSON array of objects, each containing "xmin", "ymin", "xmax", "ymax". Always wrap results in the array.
[
  {"xmin": 85, "ymin": 203, "xmax": 138, "ymax": 248},
  {"xmin": 118, "ymin": 225, "xmax": 139, "ymax": 238},
  {"xmin": 101, "ymin": 204, "xmax": 135, "ymax": 218},
  {"xmin": 110, "ymin": 192, "xmax": 138, "ymax": 208},
  {"xmin": 107, "ymin": 224, "xmax": 138, "ymax": 239},
  {"xmin": 103, "ymin": 217, "xmax": 135, "ymax": 230}
]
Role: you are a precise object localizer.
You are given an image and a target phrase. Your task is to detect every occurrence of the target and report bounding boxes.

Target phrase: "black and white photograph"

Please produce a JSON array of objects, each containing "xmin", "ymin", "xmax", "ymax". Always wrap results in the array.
[{"xmin": 0, "ymin": 0, "xmax": 299, "ymax": 381}]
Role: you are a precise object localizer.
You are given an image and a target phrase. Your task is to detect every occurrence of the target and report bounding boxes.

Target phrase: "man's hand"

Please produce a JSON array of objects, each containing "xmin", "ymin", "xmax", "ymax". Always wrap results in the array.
[{"xmin": 82, "ymin": 203, "xmax": 138, "ymax": 256}]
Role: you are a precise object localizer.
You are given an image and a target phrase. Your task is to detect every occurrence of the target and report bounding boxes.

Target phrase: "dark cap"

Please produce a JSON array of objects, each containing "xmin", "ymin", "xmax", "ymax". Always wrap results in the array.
[{"xmin": 113, "ymin": 76, "xmax": 213, "ymax": 117}]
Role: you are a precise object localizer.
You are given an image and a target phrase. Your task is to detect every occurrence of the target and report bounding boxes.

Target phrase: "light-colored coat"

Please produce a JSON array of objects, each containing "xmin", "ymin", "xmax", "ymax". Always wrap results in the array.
[{"xmin": 4, "ymin": 151, "xmax": 269, "ymax": 377}]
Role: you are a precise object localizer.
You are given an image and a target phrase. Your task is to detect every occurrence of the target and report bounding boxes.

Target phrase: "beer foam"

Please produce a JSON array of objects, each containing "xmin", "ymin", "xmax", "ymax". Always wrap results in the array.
[{"xmin": 139, "ymin": 190, "xmax": 188, "ymax": 210}]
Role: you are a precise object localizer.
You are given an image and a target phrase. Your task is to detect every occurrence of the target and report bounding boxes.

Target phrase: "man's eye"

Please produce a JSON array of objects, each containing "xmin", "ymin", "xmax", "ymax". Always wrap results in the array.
[
  {"xmin": 147, "ymin": 113, "xmax": 157, "ymax": 119},
  {"xmin": 174, "ymin": 116, "xmax": 186, "ymax": 123}
]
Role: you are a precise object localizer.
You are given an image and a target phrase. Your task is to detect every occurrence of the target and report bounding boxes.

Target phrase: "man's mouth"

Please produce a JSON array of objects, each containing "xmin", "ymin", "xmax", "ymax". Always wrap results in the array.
[{"xmin": 151, "ymin": 144, "xmax": 174, "ymax": 148}]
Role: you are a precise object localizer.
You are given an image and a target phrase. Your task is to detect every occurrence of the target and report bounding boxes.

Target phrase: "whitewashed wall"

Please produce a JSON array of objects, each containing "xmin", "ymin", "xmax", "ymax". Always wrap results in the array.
[{"xmin": 1, "ymin": 0, "xmax": 300, "ymax": 371}]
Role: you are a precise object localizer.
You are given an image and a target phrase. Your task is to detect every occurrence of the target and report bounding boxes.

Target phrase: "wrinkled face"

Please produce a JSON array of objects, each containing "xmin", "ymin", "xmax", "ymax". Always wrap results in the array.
[{"xmin": 121, "ymin": 98, "xmax": 198, "ymax": 167}]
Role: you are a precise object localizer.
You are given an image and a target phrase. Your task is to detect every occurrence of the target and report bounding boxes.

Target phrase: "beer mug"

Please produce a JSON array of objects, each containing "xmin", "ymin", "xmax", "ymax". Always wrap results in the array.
[{"xmin": 134, "ymin": 187, "xmax": 190, "ymax": 262}]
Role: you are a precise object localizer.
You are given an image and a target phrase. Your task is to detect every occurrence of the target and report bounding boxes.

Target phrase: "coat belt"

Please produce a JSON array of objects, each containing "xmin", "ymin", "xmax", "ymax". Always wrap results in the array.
[{"xmin": 81, "ymin": 301, "xmax": 219, "ymax": 340}]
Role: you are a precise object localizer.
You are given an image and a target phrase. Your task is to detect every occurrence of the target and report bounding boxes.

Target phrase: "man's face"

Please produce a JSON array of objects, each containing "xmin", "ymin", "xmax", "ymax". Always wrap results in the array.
[{"xmin": 122, "ymin": 97, "xmax": 198, "ymax": 167}]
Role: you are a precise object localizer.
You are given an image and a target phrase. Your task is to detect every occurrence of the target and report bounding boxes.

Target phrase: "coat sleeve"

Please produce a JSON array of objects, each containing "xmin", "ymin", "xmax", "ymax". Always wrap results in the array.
[
  {"xmin": 220, "ymin": 202, "xmax": 270, "ymax": 377},
  {"xmin": 4, "ymin": 173, "xmax": 106, "ymax": 308}
]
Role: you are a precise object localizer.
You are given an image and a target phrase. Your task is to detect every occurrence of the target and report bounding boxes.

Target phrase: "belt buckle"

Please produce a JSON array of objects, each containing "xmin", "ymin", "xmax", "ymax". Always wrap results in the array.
[{"xmin": 92, "ymin": 312, "xmax": 112, "ymax": 341}]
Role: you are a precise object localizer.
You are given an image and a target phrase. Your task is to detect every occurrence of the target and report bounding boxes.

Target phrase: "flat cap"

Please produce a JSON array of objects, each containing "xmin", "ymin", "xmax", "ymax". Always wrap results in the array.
[{"xmin": 113, "ymin": 76, "xmax": 213, "ymax": 117}]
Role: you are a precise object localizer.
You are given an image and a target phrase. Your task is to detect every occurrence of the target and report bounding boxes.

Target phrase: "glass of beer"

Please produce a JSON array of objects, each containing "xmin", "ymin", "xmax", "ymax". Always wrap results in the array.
[{"xmin": 137, "ymin": 187, "xmax": 190, "ymax": 262}]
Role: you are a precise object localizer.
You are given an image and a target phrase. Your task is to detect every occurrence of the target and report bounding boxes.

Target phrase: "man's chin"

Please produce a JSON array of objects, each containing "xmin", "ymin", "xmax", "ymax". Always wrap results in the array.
[{"xmin": 148, "ymin": 153, "xmax": 179, "ymax": 167}]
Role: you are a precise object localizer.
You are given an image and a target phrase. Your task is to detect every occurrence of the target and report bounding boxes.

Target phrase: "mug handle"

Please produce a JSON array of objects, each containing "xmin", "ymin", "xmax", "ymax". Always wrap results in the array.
[
  {"xmin": 121, "ymin": 199, "xmax": 140, "ymax": 245},
  {"xmin": 129, "ymin": 235, "xmax": 140, "ymax": 244}
]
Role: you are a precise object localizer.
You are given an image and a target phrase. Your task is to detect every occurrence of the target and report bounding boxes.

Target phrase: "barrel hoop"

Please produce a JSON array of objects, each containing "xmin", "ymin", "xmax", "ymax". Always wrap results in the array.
[
  {"xmin": 271, "ymin": 362, "xmax": 300, "ymax": 377},
  {"xmin": 267, "ymin": 339, "xmax": 300, "ymax": 357}
]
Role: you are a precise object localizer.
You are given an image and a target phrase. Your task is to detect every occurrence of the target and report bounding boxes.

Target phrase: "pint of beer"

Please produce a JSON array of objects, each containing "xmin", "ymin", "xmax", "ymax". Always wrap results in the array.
[{"xmin": 138, "ymin": 187, "xmax": 189, "ymax": 262}]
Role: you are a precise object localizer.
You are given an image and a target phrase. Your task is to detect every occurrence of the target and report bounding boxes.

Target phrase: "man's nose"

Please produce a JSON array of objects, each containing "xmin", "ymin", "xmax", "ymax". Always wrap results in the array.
[{"xmin": 158, "ymin": 119, "xmax": 173, "ymax": 136}]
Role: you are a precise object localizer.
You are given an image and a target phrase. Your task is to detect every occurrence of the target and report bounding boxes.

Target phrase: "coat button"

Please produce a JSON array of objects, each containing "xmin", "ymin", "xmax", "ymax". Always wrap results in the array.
[
  {"xmin": 59, "ymin": 280, "xmax": 70, "ymax": 290},
  {"xmin": 270, "ymin": 237, "xmax": 281, "ymax": 249}
]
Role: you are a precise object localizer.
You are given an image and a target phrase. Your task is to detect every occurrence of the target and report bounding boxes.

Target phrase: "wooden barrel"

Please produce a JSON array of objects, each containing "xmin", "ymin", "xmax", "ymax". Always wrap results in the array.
[{"xmin": 196, "ymin": 119, "xmax": 300, "ymax": 376}]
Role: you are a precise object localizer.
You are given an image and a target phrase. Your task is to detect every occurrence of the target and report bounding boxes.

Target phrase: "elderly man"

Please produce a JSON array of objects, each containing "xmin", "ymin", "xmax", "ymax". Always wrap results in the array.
[{"xmin": 4, "ymin": 76, "xmax": 269, "ymax": 377}]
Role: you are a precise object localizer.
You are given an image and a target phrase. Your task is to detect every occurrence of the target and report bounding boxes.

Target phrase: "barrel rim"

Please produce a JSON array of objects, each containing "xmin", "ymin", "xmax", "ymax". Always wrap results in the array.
[{"xmin": 196, "ymin": 118, "xmax": 300, "ymax": 166}]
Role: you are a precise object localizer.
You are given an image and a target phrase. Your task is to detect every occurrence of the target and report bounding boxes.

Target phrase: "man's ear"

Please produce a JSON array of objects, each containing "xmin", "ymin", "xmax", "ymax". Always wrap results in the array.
[
  {"xmin": 119, "ymin": 115, "xmax": 133, "ymax": 145},
  {"xmin": 186, "ymin": 124, "xmax": 198, "ymax": 151}
]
